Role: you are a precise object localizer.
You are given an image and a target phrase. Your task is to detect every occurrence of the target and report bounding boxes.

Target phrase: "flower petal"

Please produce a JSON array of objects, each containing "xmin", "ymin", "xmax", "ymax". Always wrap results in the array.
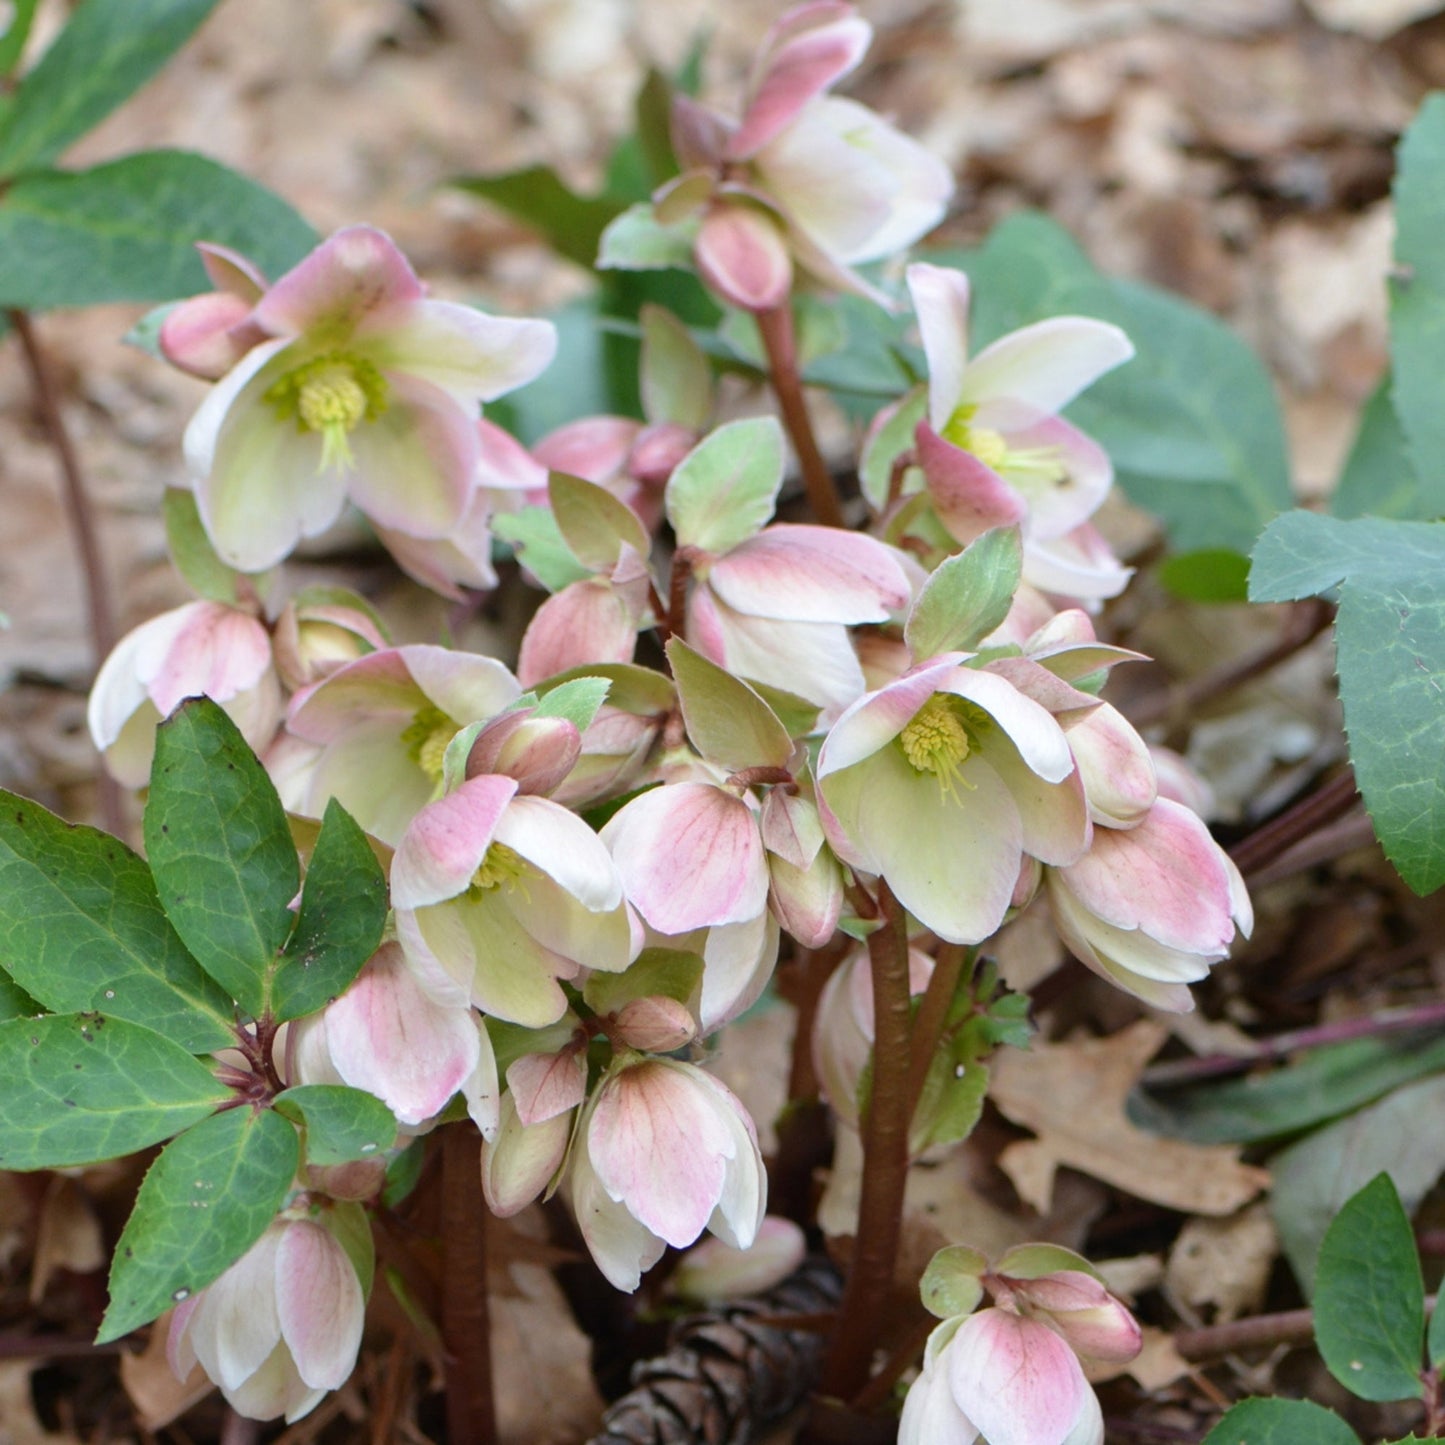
[
  {"xmin": 189, "ymin": 1227, "xmax": 283, "ymax": 1393},
  {"xmin": 518, "ymin": 579, "xmax": 639, "ymax": 686},
  {"xmin": 274, "ymin": 1221, "xmax": 365, "ymax": 1389},
  {"xmin": 908, "ymin": 263, "xmax": 972, "ymax": 429},
  {"xmin": 253, "ymin": 226, "xmax": 423, "ymax": 338},
  {"xmin": 391, "ymin": 774, "xmax": 519, "ymax": 908},
  {"xmin": 695, "ymin": 203, "xmax": 793, "ymax": 312},
  {"xmin": 960, "ymin": 316, "xmax": 1134, "ymax": 416},
  {"xmin": 917, "ymin": 423, "xmax": 1028, "ymax": 547},
  {"xmin": 568, "ymin": 1138, "xmax": 666, "ymax": 1291}
]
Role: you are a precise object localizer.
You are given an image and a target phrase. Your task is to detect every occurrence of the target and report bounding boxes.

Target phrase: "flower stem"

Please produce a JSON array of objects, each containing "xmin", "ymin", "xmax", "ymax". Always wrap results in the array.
[
  {"xmin": 903, "ymin": 943, "xmax": 974, "ymax": 1122},
  {"xmin": 441, "ymin": 1123, "xmax": 496, "ymax": 1445},
  {"xmin": 1228, "ymin": 767, "xmax": 1359, "ymax": 879},
  {"xmin": 755, "ymin": 303, "xmax": 845, "ymax": 529},
  {"xmin": 816, "ymin": 878, "xmax": 915, "ymax": 1400}
]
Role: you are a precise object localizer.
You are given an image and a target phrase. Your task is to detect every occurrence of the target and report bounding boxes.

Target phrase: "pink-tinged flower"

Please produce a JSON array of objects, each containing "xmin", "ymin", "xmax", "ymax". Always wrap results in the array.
[
  {"xmin": 391, "ymin": 773, "xmax": 637, "ymax": 1027},
  {"xmin": 159, "ymin": 243, "xmax": 269, "ymax": 380},
  {"xmin": 285, "ymin": 941, "xmax": 482, "ymax": 1128},
  {"xmin": 761, "ymin": 787, "xmax": 844, "ymax": 947},
  {"xmin": 168, "ymin": 1215, "xmax": 367, "ymax": 1424},
  {"xmin": 1045, "ymin": 798, "xmax": 1252, "ymax": 1011},
  {"xmin": 182, "ymin": 226, "xmax": 556, "ymax": 572},
  {"xmin": 271, "ymin": 592, "xmax": 387, "ymax": 693},
  {"xmin": 275, "ymin": 643, "xmax": 521, "ymax": 846},
  {"xmin": 903, "ymin": 263, "xmax": 1134, "ymax": 602},
  {"xmin": 817, "ymin": 656, "xmax": 1090, "ymax": 944},
  {"xmin": 372, "ymin": 487, "xmax": 501, "ymax": 600},
  {"xmin": 672, "ymin": 1216, "xmax": 807, "ymax": 1302},
  {"xmin": 482, "ymin": 1091, "xmax": 575, "ymax": 1216},
  {"xmin": 569, "ymin": 1058, "xmax": 766, "ymax": 1291},
  {"xmin": 88, "ymin": 599, "xmax": 282, "ymax": 788},
  {"xmin": 533, "ymin": 415, "xmax": 696, "ymax": 532}
]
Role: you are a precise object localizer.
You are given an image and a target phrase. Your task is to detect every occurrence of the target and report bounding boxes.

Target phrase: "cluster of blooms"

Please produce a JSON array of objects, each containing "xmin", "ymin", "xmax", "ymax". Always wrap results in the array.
[{"xmin": 85, "ymin": 2, "xmax": 1251, "ymax": 1426}]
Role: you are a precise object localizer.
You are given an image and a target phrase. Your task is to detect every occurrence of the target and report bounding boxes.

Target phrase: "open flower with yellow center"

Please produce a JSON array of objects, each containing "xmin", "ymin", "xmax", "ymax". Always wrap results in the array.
[
  {"xmin": 181, "ymin": 226, "xmax": 555, "ymax": 572},
  {"xmin": 271, "ymin": 643, "xmax": 521, "ymax": 847},
  {"xmin": 816, "ymin": 655, "xmax": 1091, "ymax": 944},
  {"xmin": 905, "ymin": 262, "xmax": 1135, "ymax": 602},
  {"xmin": 391, "ymin": 772, "xmax": 639, "ymax": 1028}
]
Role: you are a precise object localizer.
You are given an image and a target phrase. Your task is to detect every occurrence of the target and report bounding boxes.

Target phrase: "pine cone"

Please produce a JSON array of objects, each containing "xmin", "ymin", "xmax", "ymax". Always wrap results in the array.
[{"xmin": 587, "ymin": 1256, "xmax": 843, "ymax": 1445}]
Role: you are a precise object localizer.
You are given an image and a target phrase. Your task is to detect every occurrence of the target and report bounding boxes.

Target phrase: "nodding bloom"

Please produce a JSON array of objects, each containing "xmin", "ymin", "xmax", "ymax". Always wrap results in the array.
[
  {"xmin": 179, "ymin": 226, "xmax": 555, "ymax": 572},
  {"xmin": 168, "ymin": 1215, "xmax": 368, "ymax": 1424}
]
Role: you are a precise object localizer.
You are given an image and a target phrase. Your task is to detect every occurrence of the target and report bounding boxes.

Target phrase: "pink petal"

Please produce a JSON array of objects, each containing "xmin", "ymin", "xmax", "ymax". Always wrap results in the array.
[
  {"xmin": 197, "ymin": 242, "xmax": 267, "ymax": 298},
  {"xmin": 507, "ymin": 1048, "xmax": 588, "ymax": 1125},
  {"xmin": 694, "ymin": 204, "xmax": 792, "ymax": 313},
  {"xmin": 817, "ymin": 657, "xmax": 963, "ymax": 780},
  {"xmin": 390, "ymin": 774, "xmax": 519, "ymax": 908},
  {"xmin": 1065, "ymin": 702, "xmax": 1157, "ymax": 828},
  {"xmin": 569, "ymin": 1142, "xmax": 666, "ymax": 1291},
  {"xmin": 476, "ymin": 416, "xmax": 549, "ymax": 494},
  {"xmin": 938, "ymin": 665, "xmax": 1077, "ymax": 784},
  {"xmin": 274, "ymin": 1221, "xmax": 365, "ymax": 1390},
  {"xmin": 1024, "ymin": 522, "xmax": 1132, "ymax": 603},
  {"xmin": 140, "ymin": 601, "xmax": 274, "ymax": 716},
  {"xmin": 994, "ymin": 415, "xmax": 1113, "ymax": 538},
  {"xmin": 728, "ymin": 9, "xmax": 871, "ymax": 160},
  {"xmin": 708, "ymin": 524, "xmax": 910, "ymax": 624},
  {"xmin": 518, "ymin": 579, "xmax": 639, "ymax": 686},
  {"xmin": 1011, "ymin": 1273, "xmax": 1142, "ymax": 1365},
  {"xmin": 695, "ymin": 910, "xmax": 780, "ymax": 1033},
  {"xmin": 533, "ymin": 415, "xmax": 641, "ymax": 483},
  {"xmin": 160, "ymin": 291, "xmax": 261, "ymax": 380},
  {"xmin": 907, "ymin": 263, "xmax": 972, "ymax": 430},
  {"xmin": 376, "ymin": 491, "xmax": 498, "ymax": 599},
  {"xmin": 602, "ymin": 782, "xmax": 769, "ymax": 934},
  {"xmin": 917, "ymin": 423, "xmax": 1028, "ymax": 546},
  {"xmin": 961, "ymin": 316, "xmax": 1134, "ymax": 416},
  {"xmin": 405, "ymin": 645, "xmax": 522, "ymax": 725},
  {"xmin": 253, "ymin": 226, "xmax": 423, "ymax": 338},
  {"xmin": 495, "ymin": 794, "xmax": 626, "ymax": 914},
  {"xmin": 324, "ymin": 942, "xmax": 481, "ymax": 1125}
]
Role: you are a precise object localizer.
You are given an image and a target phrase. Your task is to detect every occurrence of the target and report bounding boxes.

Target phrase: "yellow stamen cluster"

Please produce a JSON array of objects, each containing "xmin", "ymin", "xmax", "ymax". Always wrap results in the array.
[
  {"xmin": 900, "ymin": 694, "xmax": 974, "ymax": 800},
  {"xmin": 469, "ymin": 841, "xmax": 529, "ymax": 897},
  {"xmin": 400, "ymin": 704, "xmax": 458, "ymax": 783},
  {"xmin": 941, "ymin": 404, "xmax": 1066, "ymax": 486},
  {"xmin": 265, "ymin": 352, "xmax": 389, "ymax": 473}
]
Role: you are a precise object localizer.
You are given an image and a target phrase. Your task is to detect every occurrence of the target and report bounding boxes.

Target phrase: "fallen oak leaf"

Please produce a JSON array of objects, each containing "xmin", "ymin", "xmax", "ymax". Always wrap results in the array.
[{"xmin": 988, "ymin": 1020, "xmax": 1269, "ymax": 1215}]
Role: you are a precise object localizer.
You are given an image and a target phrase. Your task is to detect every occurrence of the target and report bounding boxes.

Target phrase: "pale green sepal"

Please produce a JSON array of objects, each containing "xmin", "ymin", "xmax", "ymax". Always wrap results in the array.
[
  {"xmin": 665, "ymin": 417, "xmax": 784, "ymax": 554},
  {"xmin": 597, "ymin": 204, "xmax": 698, "ymax": 271},
  {"xmin": 749, "ymin": 681, "xmax": 821, "ymax": 739},
  {"xmin": 640, "ymin": 304, "xmax": 711, "ymax": 429},
  {"xmin": 163, "ymin": 488, "xmax": 244, "ymax": 605},
  {"xmin": 905, "ymin": 527, "xmax": 1022, "ymax": 660},
  {"xmin": 533, "ymin": 661, "xmax": 674, "ymax": 717},
  {"xmin": 666, "ymin": 638, "xmax": 793, "ymax": 772},
  {"xmin": 534, "ymin": 676, "xmax": 611, "ymax": 732},
  {"xmin": 441, "ymin": 720, "xmax": 489, "ymax": 794},
  {"xmin": 318, "ymin": 1199, "xmax": 375, "ymax": 1298},
  {"xmin": 583, "ymin": 947, "xmax": 704, "ymax": 1017},
  {"xmin": 860, "ymin": 386, "xmax": 927, "ymax": 511},
  {"xmin": 493, "ymin": 507, "xmax": 590, "ymax": 593},
  {"xmin": 994, "ymin": 1242, "xmax": 1103, "ymax": 1282},
  {"xmin": 549, "ymin": 471, "xmax": 650, "ymax": 572},
  {"xmin": 920, "ymin": 1245, "xmax": 989, "ymax": 1320}
]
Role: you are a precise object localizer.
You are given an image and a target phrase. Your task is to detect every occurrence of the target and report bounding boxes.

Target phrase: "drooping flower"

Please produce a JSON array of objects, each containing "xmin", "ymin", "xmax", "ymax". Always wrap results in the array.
[
  {"xmin": 181, "ymin": 226, "xmax": 556, "ymax": 572},
  {"xmin": 168, "ymin": 1214, "xmax": 368, "ymax": 1424},
  {"xmin": 88, "ymin": 599, "xmax": 282, "ymax": 787}
]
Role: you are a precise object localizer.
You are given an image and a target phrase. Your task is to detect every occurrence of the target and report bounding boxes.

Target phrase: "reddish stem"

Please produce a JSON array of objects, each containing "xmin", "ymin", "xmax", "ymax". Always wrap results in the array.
[
  {"xmin": 903, "ymin": 943, "xmax": 973, "ymax": 1123},
  {"xmin": 1229, "ymin": 767, "xmax": 1359, "ymax": 879},
  {"xmin": 441, "ymin": 1123, "xmax": 496, "ymax": 1445},
  {"xmin": 755, "ymin": 303, "xmax": 845, "ymax": 529}
]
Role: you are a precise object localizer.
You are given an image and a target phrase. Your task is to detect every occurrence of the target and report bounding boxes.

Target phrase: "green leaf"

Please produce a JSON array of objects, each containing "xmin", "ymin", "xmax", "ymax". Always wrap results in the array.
[
  {"xmin": 597, "ymin": 203, "xmax": 698, "ymax": 272},
  {"xmin": 144, "ymin": 699, "xmax": 299, "ymax": 1016},
  {"xmin": 0, "ymin": 975, "xmax": 39, "ymax": 1021},
  {"xmin": 860, "ymin": 387, "xmax": 926, "ymax": 509},
  {"xmin": 919, "ymin": 1245, "xmax": 987, "ymax": 1320},
  {"xmin": 1429, "ymin": 1285, "xmax": 1445, "ymax": 1371},
  {"xmin": 1389, "ymin": 93, "xmax": 1445, "ymax": 521},
  {"xmin": 583, "ymin": 947, "xmax": 703, "ymax": 1018},
  {"xmin": 1129, "ymin": 1033, "xmax": 1445, "ymax": 1145},
  {"xmin": 0, "ymin": 0, "xmax": 42, "ymax": 81},
  {"xmin": 640, "ymin": 303, "xmax": 711, "ymax": 429},
  {"xmin": 0, "ymin": 150, "xmax": 316, "ymax": 309},
  {"xmin": 274, "ymin": 1085, "xmax": 397, "ymax": 1166},
  {"xmin": 1332, "ymin": 380, "xmax": 1419, "ymax": 521},
  {"xmin": 0, "ymin": 0, "xmax": 221, "ymax": 177},
  {"xmin": 1201, "ymin": 1398, "xmax": 1361, "ymax": 1445},
  {"xmin": 0, "ymin": 790, "xmax": 233, "ymax": 1052},
  {"xmin": 0, "ymin": 1014, "xmax": 228, "ymax": 1170},
  {"xmin": 1313, "ymin": 1173, "xmax": 1425, "ymax": 1402},
  {"xmin": 99, "ymin": 1105, "xmax": 298, "ymax": 1343},
  {"xmin": 549, "ymin": 471, "xmax": 650, "ymax": 571},
  {"xmin": 1156, "ymin": 548, "xmax": 1251, "ymax": 603},
  {"xmin": 162, "ymin": 488, "xmax": 242, "ymax": 605},
  {"xmin": 492, "ymin": 506, "xmax": 590, "ymax": 594},
  {"xmin": 633, "ymin": 68, "xmax": 679, "ymax": 191},
  {"xmin": 533, "ymin": 676, "xmax": 611, "ymax": 732},
  {"xmin": 1249, "ymin": 511, "xmax": 1445, "ymax": 894},
  {"xmin": 533, "ymin": 661, "xmax": 674, "ymax": 718},
  {"xmin": 665, "ymin": 417, "xmax": 783, "ymax": 553},
  {"xmin": 905, "ymin": 528, "xmax": 1023, "ymax": 658},
  {"xmin": 666, "ymin": 638, "xmax": 793, "ymax": 772},
  {"xmin": 270, "ymin": 800, "xmax": 386, "ymax": 1023},
  {"xmin": 452, "ymin": 165, "xmax": 622, "ymax": 269}
]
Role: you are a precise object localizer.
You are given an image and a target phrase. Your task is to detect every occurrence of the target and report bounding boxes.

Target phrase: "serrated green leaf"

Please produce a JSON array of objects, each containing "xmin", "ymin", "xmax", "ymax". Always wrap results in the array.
[
  {"xmin": 99, "ymin": 1105, "xmax": 298, "ymax": 1342},
  {"xmin": 452, "ymin": 165, "xmax": 622, "ymax": 269},
  {"xmin": 162, "ymin": 488, "xmax": 242, "ymax": 605},
  {"xmin": 0, "ymin": 1014, "xmax": 228, "ymax": 1170},
  {"xmin": 666, "ymin": 638, "xmax": 793, "ymax": 772},
  {"xmin": 665, "ymin": 417, "xmax": 783, "ymax": 553},
  {"xmin": 1129, "ymin": 1032, "xmax": 1445, "ymax": 1145},
  {"xmin": 919, "ymin": 1245, "xmax": 987, "ymax": 1320},
  {"xmin": 905, "ymin": 528, "xmax": 1023, "ymax": 659},
  {"xmin": 270, "ymin": 800, "xmax": 386, "ymax": 1023},
  {"xmin": 492, "ymin": 506, "xmax": 590, "ymax": 594},
  {"xmin": 1389, "ymin": 94, "xmax": 1445, "ymax": 520},
  {"xmin": 1201, "ymin": 1397, "xmax": 1360, "ymax": 1445},
  {"xmin": 533, "ymin": 676, "xmax": 611, "ymax": 732},
  {"xmin": 0, "ymin": 0, "xmax": 221, "ymax": 177},
  {"xmin": 1332, "ymin": 380, "xmax": 1419, "ymax": 521},
  {"xmin": 0, "ymin": 789, "xmax": 233, "ymax": 1052},
  {"xmin": 1314, "ymin": 1173, "xmax": 1425, "ymax": 1402},
  {"xmin": 0, "ymin": 150, "xmax": 316, "ymax": 309},
  {"xmin": 549, "ymin": 470, "xmax": 650, "ymax": 571},
  {"xmin": 640, "ymin": 303, "xmax": 711, "ymax": 429},
  {"xmin": 274, "ymin": 1085, "xmax": 397, "ymax": 1166},
  {"xmin": 1156, "ymin": 548, "xmax": 1251, "ymax": 602},
  {"xmin": 144, "ymin": 699, "xmax": 299, "ymax": 1015},
  {"xmin": 1249, "ymin": 511, "xmax": 1445, "ymax": 894}
]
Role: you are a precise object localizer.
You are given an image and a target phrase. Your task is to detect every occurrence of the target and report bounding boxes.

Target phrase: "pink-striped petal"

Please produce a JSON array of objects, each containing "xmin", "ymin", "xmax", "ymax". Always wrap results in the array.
[
  {"xmin": 253, "ymin": 226, "xmax": 422, "ymax": 338},
  {"xmin": 274, "ymin": 1221, "xmax": 365, "ymax": 1390},
  {"xmin": 518, "ymin": 579, "xmax": 639, "ymax": 686},
  {"xmin": 391, "ymin": 774, "xmax": 519, "ymax": 908},
  {"xmin": 533, "ymin": 415, "xmax": 641, "ymax": 483},
  {"xmin": 917, "ymin": 423, "xmax": 1028, "ymax": 546},
  {"xmin": 507, "ymin": 1048, "xmax": 588, "ymax": 1125},
  {"xmin": 495, "ymin": 794, "xmax": 625, "ymax": 913},
  {"xmin": 160, "ymin": 290, "xmax": 261, "ymax": 380},
  {"xmin": 1065, "ymin": 702, "xmax": 1157, "ymax": 828}
]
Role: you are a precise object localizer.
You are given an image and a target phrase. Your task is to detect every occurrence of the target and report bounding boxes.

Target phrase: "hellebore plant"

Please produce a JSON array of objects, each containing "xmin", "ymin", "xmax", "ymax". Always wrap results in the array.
[{"xmin": 0, "ymin": 3, "xmax": 1286, "ymax": 1440}]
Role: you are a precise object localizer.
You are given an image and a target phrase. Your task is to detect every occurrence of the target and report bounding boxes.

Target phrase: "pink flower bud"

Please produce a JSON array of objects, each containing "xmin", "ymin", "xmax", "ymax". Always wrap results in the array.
[
  {"xmin": 609, "ymin": 994, "xmax": 698, "ymax": 1053},
  {"xmin": 694, "ymin": 202, "xmax": 793, "ymax": 313},
  {"xmin": 481, "ymin": 1093, "xmax": 573, "ymax": 1216},
  {"xmin": 466, "ymin": 710, "xmax": 583, "ymax": 796},
  {"xmin": 271, "ymin": 597, "xmax": 386, "ymax": 692}
]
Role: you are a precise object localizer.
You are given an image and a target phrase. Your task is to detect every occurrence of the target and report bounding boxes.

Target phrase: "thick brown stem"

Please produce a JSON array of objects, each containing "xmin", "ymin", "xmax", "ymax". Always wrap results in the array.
[
  {"xmin": 1175, "ymin": 1294, "xmax": 1438, "ymax": 1363},
  {"xmin": 8, "ymin": 309, "xmax": 124, "ymax": 837},
  {"xmin": 756, "ymin": 304, "xmax": 845, "ymax": 529},
  {"xmin": 816, "ymin": 879, "xmax": 915, "ymax": 1399},
  {"xmin": 220, "ymin": 1410, "xmax": 261, "ymax": 1445},
  {"xmin": 1229, "ymin": 767, "xmax": 1359, "ymax": 879},
  {"xmin": 441, "ymin": 1123, "xmax": 496, "ymax": 1445}
]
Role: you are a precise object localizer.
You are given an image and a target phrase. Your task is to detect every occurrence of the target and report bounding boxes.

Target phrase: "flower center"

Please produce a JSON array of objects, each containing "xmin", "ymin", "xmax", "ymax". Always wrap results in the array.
[
  {"xmin": 899, "ymin": 694, "xmax": 975, "ymax": 800},
  {"xmin": 400, "ymin": 704, "xmax": 459, "ymax": 783},
  {"xmin": 942, "ymin": 406, "xmax": 1066, "ymax": 486},
  {"xmin": 265, "ymin": 352, "xmax": 389, "ymax": 473},
  {"xmin": 469, "ymin": 841, "xmax": 529, "ymax": 896}
]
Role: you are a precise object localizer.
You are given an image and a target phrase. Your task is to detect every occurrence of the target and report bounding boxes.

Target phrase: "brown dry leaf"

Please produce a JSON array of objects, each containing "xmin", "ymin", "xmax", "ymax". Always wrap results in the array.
[
  {"xmin": 988, "ymin": 1021, "xmax": 1270, "ymax": 1215},
  {"xmin": 1166, "ymin": 1202, "xmax": 1278, "ymax": 1322},
  {"xmin": 29, "ymin": 1177, "xmax": 104, "ymax": 1304},
  {"xmin": 0, "ymin": 1360, "xmax": 83, "ymax": 1445},
  {"xmin": 119, "ymin": 1313, "xmax": 214, "ymax": 1431},
  {"xmin": 1124, "ymin": 1325, "xmax": 1194, "ymax": 1391}
]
